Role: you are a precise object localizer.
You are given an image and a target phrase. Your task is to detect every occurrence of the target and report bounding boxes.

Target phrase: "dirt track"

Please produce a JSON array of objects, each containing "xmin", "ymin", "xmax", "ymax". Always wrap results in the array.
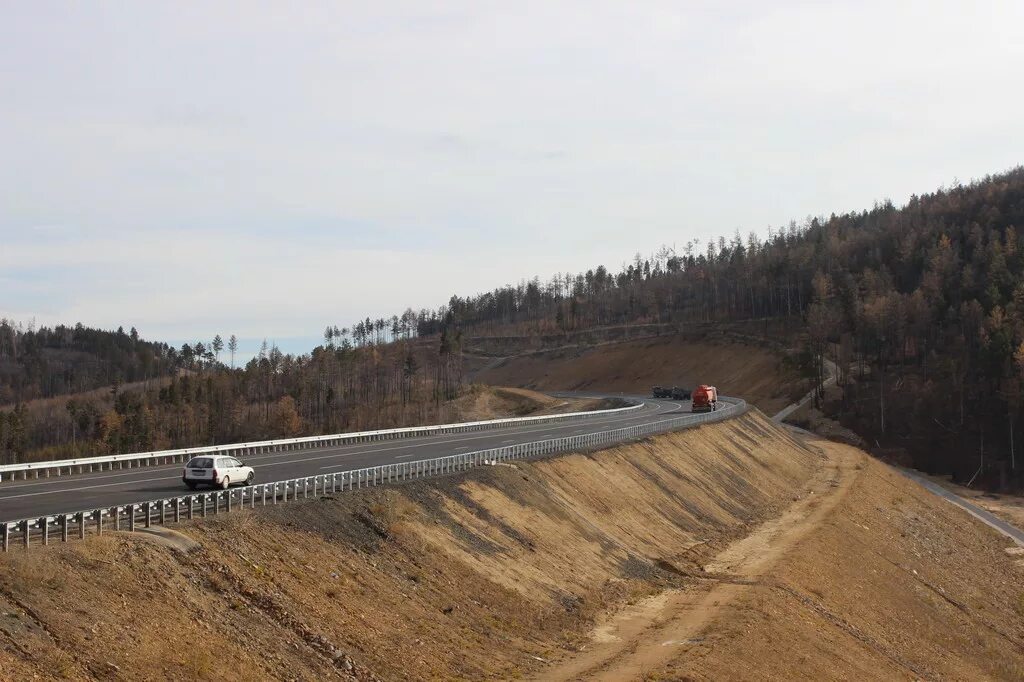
[{"xmin": 538, "ymin": 436, "xmax": 856, "ymax": 680}]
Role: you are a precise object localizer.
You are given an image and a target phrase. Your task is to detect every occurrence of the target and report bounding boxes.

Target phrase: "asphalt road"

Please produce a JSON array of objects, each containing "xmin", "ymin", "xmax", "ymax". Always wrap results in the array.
[
  {"xmin": 0, "ymin": 394, "xmax": 694, "ymax": 523},
  {"xmin": 896, "ymin": 468, "xmax": 1024, "ymax": 546}
]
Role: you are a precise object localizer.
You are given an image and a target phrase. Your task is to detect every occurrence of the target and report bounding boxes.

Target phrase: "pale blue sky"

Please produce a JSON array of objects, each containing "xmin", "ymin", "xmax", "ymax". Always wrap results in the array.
[{"xmin": 2, "ymin": 1, "xmax": 1022, "ymax": 357}]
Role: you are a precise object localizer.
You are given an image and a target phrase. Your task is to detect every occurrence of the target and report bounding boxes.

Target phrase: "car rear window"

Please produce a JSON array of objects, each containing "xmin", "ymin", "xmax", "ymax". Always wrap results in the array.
[{"xmin": 187, "ymin": 457, "xmax": 214, "ymax": 469}]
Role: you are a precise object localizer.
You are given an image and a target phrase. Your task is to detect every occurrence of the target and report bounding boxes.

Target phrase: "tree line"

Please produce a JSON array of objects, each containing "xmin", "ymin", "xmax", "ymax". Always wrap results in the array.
[
  {"xmin": 0, "ymin": 321, "xmax": 177, "ymax": 404},
  {"xmin": 8, "ymin": 166, "xmax": 1024, "ymax": 489},
  {"xmin": 393, "ymin": 167, "xmax": 1024, "ymax": 489},
  {"xmin": 1, "ymin": 326, "xmax": 465, "ymax": 465}
]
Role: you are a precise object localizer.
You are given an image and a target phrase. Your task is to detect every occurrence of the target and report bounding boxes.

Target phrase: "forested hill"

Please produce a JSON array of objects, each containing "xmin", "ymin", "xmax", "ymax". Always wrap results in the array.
[
  {"xmin": 410, "ymin": 167, "xmax": 1024, "ymax": 488},
  {"xmin": 0, "ymin": 322, "xmax": 178, "ymax": 404}
]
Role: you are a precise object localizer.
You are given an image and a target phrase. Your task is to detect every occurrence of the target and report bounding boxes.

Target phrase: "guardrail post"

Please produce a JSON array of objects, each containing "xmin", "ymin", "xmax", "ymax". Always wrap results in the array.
[
  {"xmin": 113, "ymin": 506, "xmax": 120, "ymax": 531},
  {"xmin": 22, "ymin": 520, "xmax": 30, "ymax": 549},
  {"xmin": 96, "ymin": 510, "xmax": 103, "ymax": 536},
  {"xmin": 201, "ymin": 495, "xmax": 208, "ymax": 518},
  {"xmin": 331, "ymin": 473, "xmax": 338, "ymax": 493},
  {"xmin": 172, "ymin": 498, "xmax": 180, "ymax": 523},
  {"xmin": 40, "ymin": 517, "xmax": 48, "ymax": 546},
  {"xmin": 262, "ymin": 485, "xmax": 268, "ymax": 506},
  {"xmin": 128, "ymin": 505, "xmax": 136, "ymax": 532},
  {"xmin": 144, "ymin": 503, "xmax": 151, "ymax": 528},
  {"xmin": 303, "ymin": 478, "xmax": 309, "ymax": 498},
  {"xmin": 159, "ymin": 500, "xmax": 166, "ymax": 525},
  {"xmin": 1, "ymin": 523, "xmax": 7, "ymax": 552},
  {"xmin": 78, "ymin": 512, "xmax": 85, "ymax": 540},
  {"xmin": 212, "ymin": 493, "xmax": 219, "ymax": 515},
  {"xmin": 226, "ymin": 490, "xmax": 233, "ymax": 513}
]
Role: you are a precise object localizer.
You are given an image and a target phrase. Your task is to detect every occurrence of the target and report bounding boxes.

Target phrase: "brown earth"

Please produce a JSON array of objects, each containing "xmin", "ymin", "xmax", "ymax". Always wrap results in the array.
[
  {"xmin": 632, "ymin": 439, "xmax": 1024, "ymax": 681},
  {"xmin": 3, "ymin": 412, "xmax": 1022, "ymax": 681},
  {"xmin": 450, "ymin": 385, "xmax": 617, "ymax": 421},
  {"xmin": 0, "ymin": 412, "xmax": 818, "ymax": 681},
  {"xmin": 469, "ymin": 335, "xmax": 801, "ymax": 415}
]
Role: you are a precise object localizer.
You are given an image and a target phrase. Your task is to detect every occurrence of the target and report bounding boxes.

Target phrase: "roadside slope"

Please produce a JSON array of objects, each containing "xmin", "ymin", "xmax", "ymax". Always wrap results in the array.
[
  {"xmin": 0, "ymin": 413, "xmax": 817, "ymax": 680},
  {"xmin": 470, "ymin": 335, "xmax": 799, "ymax": 415},
  {"xmin": 645, "ymin": 439, "xmax": 1024, "ymax": 681},
  {"xmin": 3, "ymin": 413, "xmax": 1021, "ymax": 680}
]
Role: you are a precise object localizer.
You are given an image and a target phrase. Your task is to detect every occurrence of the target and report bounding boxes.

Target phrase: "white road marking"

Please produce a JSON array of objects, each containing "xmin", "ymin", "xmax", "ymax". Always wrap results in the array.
[
  {"xmin": 0, "ymin": 475, "xmax": 179, "ymax": 500},
  {"xmin": 0, "ymin": 466, "xmax": 185, "ymax": 491},
  {"xmin": 0, "ymin": 399, "xmax": 672, "ymax": 504}
]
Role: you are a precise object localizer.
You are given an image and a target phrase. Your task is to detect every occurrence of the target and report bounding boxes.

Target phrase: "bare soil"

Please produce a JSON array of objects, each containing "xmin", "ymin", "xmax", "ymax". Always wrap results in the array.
[
  {"xmin": 470, "ymin": 335, "xmax": 800, "ymax": 415},
  {"xmin": 0, "ymin": 413, "xmax": 817, "ymax": 681},
  {"xmin": 644, "ymin": 438, "xmax": 1024, "ymax": 681},
  {"xmin": 3, "ymin": 413, "xmax": 1022, "ymax": 680},
  {"xmin": 451, "ymin": 385, "xmax": 613, "ymax": 421}
]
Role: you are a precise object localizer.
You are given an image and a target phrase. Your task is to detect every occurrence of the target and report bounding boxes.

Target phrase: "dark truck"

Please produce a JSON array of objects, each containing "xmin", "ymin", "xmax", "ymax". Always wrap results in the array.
[{"xmin": 652, "ymin": 386, "xmax": 691, "ymax": 400}]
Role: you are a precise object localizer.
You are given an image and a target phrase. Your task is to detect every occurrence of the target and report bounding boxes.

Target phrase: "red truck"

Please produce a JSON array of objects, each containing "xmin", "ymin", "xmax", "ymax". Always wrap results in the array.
[{"xmin": 691, "ymin": 385, "xmax": 718, "ymax": 413}]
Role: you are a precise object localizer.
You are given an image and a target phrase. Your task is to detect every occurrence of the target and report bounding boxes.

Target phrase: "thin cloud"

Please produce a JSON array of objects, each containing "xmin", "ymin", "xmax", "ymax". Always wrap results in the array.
[{"xmin": 2, "ymin": 2, "xmax": 1022, "ymax": 345}]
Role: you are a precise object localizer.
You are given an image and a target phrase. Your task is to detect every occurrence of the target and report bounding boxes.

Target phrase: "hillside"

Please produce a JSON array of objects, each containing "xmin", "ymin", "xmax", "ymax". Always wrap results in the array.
[
  {"xmin": 469, "ymin": 335, "xmax": 802, "ymax": 416},
  {"xmin": 391, "ymin": 168, "xmax": 1024, "ymax": 492},
  {"xmin": 0, "ymin": 321, "xmax": 177, "ymax": 404},
  {"xmin": 2, "ymin": 412, "xmax": 1021, "ymax": 680}
]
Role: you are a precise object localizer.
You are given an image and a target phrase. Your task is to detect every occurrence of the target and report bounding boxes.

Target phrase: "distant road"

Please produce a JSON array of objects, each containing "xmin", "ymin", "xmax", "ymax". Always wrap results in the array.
[
  {"xmin": 774, "ymin": 384, "xmax": 1024, "ymax": 547},
  {"xmin": 896, "ymin": 468, "xmax": 1024, "ymax": 546},
  {"xmin": 0, "ymin": 393, "xmax": 698, "ymax": 523}
]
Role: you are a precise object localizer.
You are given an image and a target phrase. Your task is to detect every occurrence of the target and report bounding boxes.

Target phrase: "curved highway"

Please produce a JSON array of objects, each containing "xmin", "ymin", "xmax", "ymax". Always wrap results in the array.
[{"xmin": 0, "ymin": 394, "xmax": 697, "ymax": 523}]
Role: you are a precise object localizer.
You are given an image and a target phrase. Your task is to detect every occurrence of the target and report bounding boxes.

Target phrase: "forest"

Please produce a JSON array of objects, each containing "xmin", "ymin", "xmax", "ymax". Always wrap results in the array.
[
  {"xmin": 0, "ymin": 324, "xmax": 465, "ymax": 465},
  {"xmin": 403, "ymin": 167, "xmax": 1024, "ymax": 488},
  {"xmin": 5, "ymin": 167, "xmax": 1024, "ymax": 489},
  {"xmin": 0, "ymin": 321, "xmax": 177, "ymax": 404}
]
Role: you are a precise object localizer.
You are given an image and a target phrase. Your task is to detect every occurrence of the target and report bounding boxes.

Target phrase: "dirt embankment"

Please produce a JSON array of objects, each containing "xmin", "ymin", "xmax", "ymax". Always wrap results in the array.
[
  {"xmin": 0, "ymin": 413, "xmax": 818, "ymax": 680},
  {"xmin": 638, "ymin": 440, "xmax": 1024, "ymax": 681},
  {"xmin": 470, "ymin": 335, "xmax": 800, "ymax": 415},
  {"xmin": 3, "ymin": 412, "xmax": 1023, "ymax": 680},
  {"xmin": 450, "ymin": 385, "xmax": 616, "ymax": 421}
]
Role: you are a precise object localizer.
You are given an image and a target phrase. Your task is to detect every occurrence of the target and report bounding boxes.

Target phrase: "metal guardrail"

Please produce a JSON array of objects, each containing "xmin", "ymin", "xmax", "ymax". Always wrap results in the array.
[
  {"xmin": 0, "ymin": 397, "xmax": 747, "ymax": 552},
  {"xmin": 0, "ymin": 401, "xmax": 643, "ymax": 483}
]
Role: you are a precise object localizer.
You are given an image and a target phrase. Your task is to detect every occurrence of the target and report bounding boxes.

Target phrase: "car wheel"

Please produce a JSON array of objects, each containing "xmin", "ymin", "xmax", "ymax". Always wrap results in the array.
[
  {"xmin": 245, "ymin": 471, "xmax": 254, "ymax": 486},
  {"xmin": 220, "ymin": 476, "xmax": 230, "ymax": 490}
]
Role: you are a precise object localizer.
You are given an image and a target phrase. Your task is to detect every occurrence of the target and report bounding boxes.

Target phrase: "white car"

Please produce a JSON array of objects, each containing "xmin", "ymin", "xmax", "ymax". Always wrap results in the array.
[{"xmin": 182, "ymin": 456, "xmax": 255, "ymax": 490}]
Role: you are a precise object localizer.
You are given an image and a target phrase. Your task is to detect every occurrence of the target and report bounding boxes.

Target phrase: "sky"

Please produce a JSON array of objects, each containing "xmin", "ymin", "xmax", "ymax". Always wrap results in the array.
[{"xmin": 2, "ymin": 1, "xmax": 1023, "ymax": 358}]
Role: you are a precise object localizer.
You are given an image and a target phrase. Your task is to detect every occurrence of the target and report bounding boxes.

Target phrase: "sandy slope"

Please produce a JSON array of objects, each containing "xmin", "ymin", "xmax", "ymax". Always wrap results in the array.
[
  {"xmin": 537, "ymin": 435, "xmax": 856, "ymax": 681},
  {"xmin": 470, "ymin": 335, "xmax": 801, "ymax": 415},
  {"xmin": 2, "ymin": 414, "xmax": 1021, "ymax": 680},
  {"xmin": 648, "ymin": 439, "xmax": 1024, "ymax": 681},
  {"xmin": 0, "ymin": 413, "xmax": 817, "ymax": 680}
]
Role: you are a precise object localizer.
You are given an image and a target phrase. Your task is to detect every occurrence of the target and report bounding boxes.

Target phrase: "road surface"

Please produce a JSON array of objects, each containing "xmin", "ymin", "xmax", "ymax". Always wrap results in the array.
[{"xmin": 0, "ymin": 394, "xmax": 696, "ymax": 523}]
